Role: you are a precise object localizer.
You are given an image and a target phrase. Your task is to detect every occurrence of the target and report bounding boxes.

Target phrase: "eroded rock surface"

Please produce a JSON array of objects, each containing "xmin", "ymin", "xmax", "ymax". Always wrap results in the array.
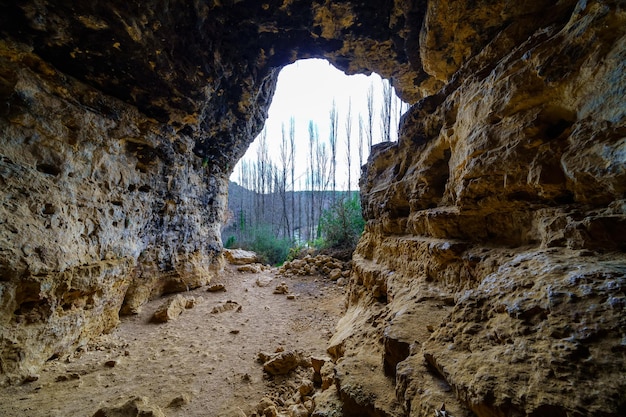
[
  {"xmin": 0, "ymin": 1, "xmax": 624, "ymax": 416},
  {"xmin": 331, "ymin": 2, "xmax": 626, "ymax": 417}
]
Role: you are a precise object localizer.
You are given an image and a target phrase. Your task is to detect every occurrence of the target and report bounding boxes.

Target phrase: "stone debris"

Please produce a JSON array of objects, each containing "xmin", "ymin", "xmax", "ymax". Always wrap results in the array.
[
  {"xmin": 328, "ymin": 269, "xmax": 342, "ymax": 281},
  {"xmin": 298, "ymin": 379, "xmax": 315, "ymax": 397},
  {"xmin": 55, "ymin": 373, "xmax": 81, "ymax": 382},
  {"xmin": 224, "ymin": 248, "xmax": 259, "ymax": 265},
  {"xmin": 207, "ymin": 283, "xmax": 227, "ymax": 292},
  {"xmin": 273, "ymin": 282, "xmax": 289, "ymax": 295},
  {"xmin": 238, "ymin": 264, "xmax": 262, "ymax": 273},
  {"xmin": 258, "ymin": 350, "xmax": 311, "ymax": 375},
  {"xmin": 310, "ymin": 356, "xmax": 331, "ymax": 386},
  {"xmin": 92, "ymin": 396, "xmax": 165, "ymax": 417},
  {"xmin": 256, "ymin": 276, "xmax": 274, "ymax": 287},
  {"xmin": 104, "ymin": 359, "xmax": 118, "ymax": 368},
  {"xmin": 250, "ymin": 370, "xmax": 318, "ymax": 417},
  {"xmin": 311, "ymin": 388, "xmax": 343, "ymax": 417},
  {"xmin": 211, "ymin": 300, "xmax": 241, "ymax": 314},
  {"xmin": 256, "ymin": 397, "xmax": 279, "ymax": 417},
  {"xmin": 152, "ymin": 294, "xmax": 195, "ymax": 323},
  {"xmin": 279, "ymin": 255, "xmax": 351, "ymax": 281}
]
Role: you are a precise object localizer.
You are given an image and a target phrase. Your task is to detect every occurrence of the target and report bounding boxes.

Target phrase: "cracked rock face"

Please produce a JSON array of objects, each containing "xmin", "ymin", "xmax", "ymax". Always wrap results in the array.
[{"xmin": 0, "ymin": 1, "xmax": 625, "ymax": 416}]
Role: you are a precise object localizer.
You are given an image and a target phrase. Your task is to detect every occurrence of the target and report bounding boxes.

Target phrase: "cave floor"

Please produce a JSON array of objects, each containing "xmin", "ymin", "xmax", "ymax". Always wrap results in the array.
[{"xmin": 0, "ymin": 264, "xmax": 345, "ymax": 416}]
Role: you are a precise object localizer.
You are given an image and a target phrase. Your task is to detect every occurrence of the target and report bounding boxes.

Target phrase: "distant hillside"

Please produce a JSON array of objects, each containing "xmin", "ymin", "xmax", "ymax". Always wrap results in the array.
[{"xmin": 223, "ymin": 181, "xmax": 356, "ymax": 245}]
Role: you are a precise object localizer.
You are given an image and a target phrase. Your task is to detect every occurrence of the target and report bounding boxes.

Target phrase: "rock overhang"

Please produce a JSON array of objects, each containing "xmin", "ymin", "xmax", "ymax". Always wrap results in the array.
[{"xmin": 0, "ymin": 0, "xmax": 432, "ymax": 169}]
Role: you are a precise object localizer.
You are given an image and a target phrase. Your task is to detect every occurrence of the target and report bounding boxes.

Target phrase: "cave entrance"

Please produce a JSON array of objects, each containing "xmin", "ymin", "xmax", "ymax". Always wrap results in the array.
[
  {"xmin": 224, "ymin": 58, "xmax": 408, "ymax": 255},
  {"xmin": 231, "ymin": 58, "xmax": 408, "ymax": 192}
]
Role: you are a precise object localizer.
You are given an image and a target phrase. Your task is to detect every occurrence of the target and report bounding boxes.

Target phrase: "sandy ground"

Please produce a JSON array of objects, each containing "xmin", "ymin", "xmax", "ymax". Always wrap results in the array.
[{"xmin": 0, "ymin": 264, "xmax": 346, "ymax": 416}]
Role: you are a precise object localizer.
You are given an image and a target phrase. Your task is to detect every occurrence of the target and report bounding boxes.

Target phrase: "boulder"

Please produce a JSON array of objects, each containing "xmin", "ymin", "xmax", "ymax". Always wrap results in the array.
[
  {"xmin": 224, "ymin": 249, "xmax": 259, "ymax": 265},
  {"xmin": 152, "ymin": 295, "xmax": 195, "ymax": 323},
  {"xmin": 92, "ymin": 396, "xmax": 164, "ymax": 417}
]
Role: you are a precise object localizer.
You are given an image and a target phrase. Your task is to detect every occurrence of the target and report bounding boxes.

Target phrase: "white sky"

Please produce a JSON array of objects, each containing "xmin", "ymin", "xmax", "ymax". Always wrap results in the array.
[{"xmin": 230, "ymin": 58, "xmax": 408, "ymax": 191}]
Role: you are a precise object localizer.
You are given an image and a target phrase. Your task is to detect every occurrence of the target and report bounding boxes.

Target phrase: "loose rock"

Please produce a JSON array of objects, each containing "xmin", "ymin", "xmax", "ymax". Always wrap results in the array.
[
  {"xmin": 152, "ymin": 295, "xmax": 195, "ymax": 323},
  {"xmin": 273, "ymin": 282, "xmax": 289, "ymax": 295},
  {"xmin": 258, "ymin": 350, "xmax": 311, "ymax": 375},
  {"xmin": 92, "ymin": 396, "xmax": 165, "ymax": 417}
]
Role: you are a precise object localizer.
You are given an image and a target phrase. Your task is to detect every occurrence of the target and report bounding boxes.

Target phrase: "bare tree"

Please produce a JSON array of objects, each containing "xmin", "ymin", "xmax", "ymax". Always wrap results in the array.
[
  {"xmin": 329, "ymin": 99, "xmax": 338, "ymax": 203},
  {"xmin": 344, "ymin": 97, "xmax": 353, "ymax": 191},
  {"xmin": 366, "ymin": 82, "xmax": 374, "ymax": 148},
  {"xmin": 289, "ymin": 116, "xmax": 296, "ymax": 240},
  {"xmin": 315, "ymin": 139, "xmax": 330, "ymax": 238},
  {"xmin": 279, "ymin": 122, "xmax": 291, "ymax": 239},
  {"xmin": 253, "ymin": 129, "xmax": 269, "ymax": 224},
  {"xmin": 308, "ymin": 120, "xmax": 316, "ymax": 241},
  {"xmin": 381, "ymin": 79, "xmax": 392, "ymax": 142},
  {"xmin": 358, "ymin": 114, "xmax": 364, "ymax": 171},
  {"xmin": 392, "ymin": 87, "xmax": 409, "ymax": 141}
]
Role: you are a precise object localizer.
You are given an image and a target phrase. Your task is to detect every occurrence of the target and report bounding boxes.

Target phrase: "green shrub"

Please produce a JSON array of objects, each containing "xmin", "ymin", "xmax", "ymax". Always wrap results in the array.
[
  {"xmin": 285, "ymin": 244, "xmax": 306, "ymax": 262},
  {"xmin": 318, "ymin": 194, "xmax": 365, "ymax": 249},
  {"xmin": 237, "ymin": 225, "xmax": 292, "ymax": 265},
  {"xmin": 224, "ymin": 235, "xmax": 236, "ymax": 248}
]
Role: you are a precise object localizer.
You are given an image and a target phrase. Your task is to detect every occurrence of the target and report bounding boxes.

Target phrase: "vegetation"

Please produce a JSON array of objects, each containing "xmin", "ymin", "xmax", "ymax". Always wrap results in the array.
[
  {"xmin": 318, "ymin": 193, "xmax": 365, "ymax": 249},
  {"xmin": 223, "ymin": 77, "xmax": 408, "ymax": 265}
]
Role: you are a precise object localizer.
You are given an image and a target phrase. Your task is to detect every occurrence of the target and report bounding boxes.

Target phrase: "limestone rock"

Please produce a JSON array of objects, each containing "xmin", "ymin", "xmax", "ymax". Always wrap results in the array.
[
  {"xmin": 328, "ymin": 269, "xmax": 342, "ymax": 281},
  {"xmin": 92, "ymin": 396, "xmax": 164, "ymax": 417},
  {"xmin": 225, "ymin": 249, "xmax": 259, "ymax": 265},
  {"xmin": 258, "ymin": 350, "xmax": 311, "ymax": 376},
  {"xmin": 310, "ymin": 356, "xmax": 331, "ymax": 387},
  {"xmin": 211, "ymin": 301, "xmax": 241, "ymax": 314},
  {"xmin": 237, "ymin": 264, "xmax": 262, "ymax": 273},
  {"xmin": 207, "ymin": 283, "xmax": 226, "ymax": 292},
  {"xmin": 311, "ymin": 388, "xmax": 343, "ymax": 417},
  {"xmin": 256, "ymin": 397, "xmax": 279, "ymax": 417},
  {"xmin": 152, "ymin": 294, "xmax": 195, "ymax": 323},
  {"xmin": 279, "ymin": 255, "xmax": 350, "ymax": 281},
  {"xmin": 273, "ymin": 282, "xmax": 289, "ymax": 295},
  {"xmin": 256, "ymin": 276, "xmax": 274, "ymax": 287}
]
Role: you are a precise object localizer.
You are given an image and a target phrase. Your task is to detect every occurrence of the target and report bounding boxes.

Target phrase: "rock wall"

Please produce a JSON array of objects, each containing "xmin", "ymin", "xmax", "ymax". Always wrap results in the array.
[
  {"xmin": 0, "ymin": 41, "xmax": 225, "ymax": 383},
  {"xmin": 330, "ymin": 1, "xmax": 626, "ymax": 416},
  {"xmin": 0, "ymin": 1, "xmax": 624, "ymax": 416}
]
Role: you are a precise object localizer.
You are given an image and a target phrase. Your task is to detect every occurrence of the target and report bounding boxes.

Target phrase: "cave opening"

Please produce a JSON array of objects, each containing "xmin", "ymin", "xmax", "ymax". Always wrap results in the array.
[
  {"xmin": 230, "ymin": 58, "xmax": 410, "ymax": 192},
  {"xmin": 224, "ymin": 58, "xmax": 409, "ymax": 252}
]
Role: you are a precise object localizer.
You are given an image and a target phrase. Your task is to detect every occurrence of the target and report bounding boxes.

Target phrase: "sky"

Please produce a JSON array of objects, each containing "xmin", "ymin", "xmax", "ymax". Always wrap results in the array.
[{"xmin": 230, "ymin": 58, "xmax": 408, "ymax": 191}]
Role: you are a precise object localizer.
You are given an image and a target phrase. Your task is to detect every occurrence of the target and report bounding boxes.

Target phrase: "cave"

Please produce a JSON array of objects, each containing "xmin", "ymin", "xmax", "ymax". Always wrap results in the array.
[{"xmin": 0, "ymin": 1, "xmax": 625, "ymax": 416}]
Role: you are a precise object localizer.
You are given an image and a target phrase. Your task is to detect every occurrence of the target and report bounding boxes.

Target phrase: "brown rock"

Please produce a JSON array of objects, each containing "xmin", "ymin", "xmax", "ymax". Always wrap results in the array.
[
  {"xmin": 328, "ymin": 269, "xmax": 342, "ymax": 281},
  {"xmin": 92, "ymin": 396, "xmax": 164, "ymax": 417},
  {"xmin": 273, "ymin": 282, "xmax": 289, "ymax": 294},
  {"xmin": 237, "ymin": 264, "xmax": 262, "ymax": 273},
  {"xmin": 207, "ymin": 283, "xmax": 226, "ymax": 292},
  {"xmin": 298, "ymin": 379, "xmax": 315, "ymax": 396},
  {"xmin": 224, "ymin": 249, "xmax": 259, "ymax": 265},
  {"xmin": 211, "ymin": 301, "xmax": 241, "ymax": 314},
  {"xmin": 152, "ymin": 295, "xmax": 195, "ymax": 323},
  {"xmin": 256, "ymin": 276, "xmax": 274, "ymax": 287},
  {"xmin": 260, "ymin": 350, "xmax": 311, "ymax": 375}
]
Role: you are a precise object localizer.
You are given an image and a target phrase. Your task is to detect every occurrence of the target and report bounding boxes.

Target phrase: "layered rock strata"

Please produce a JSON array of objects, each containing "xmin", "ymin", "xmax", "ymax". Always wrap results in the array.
[
  {"xmin": 331, "ymin": 2, "xmax": 626, "ymax": 416},
  {"xmin": 0, "ymin": 2, "xmax": 624, "ymax": 417}
]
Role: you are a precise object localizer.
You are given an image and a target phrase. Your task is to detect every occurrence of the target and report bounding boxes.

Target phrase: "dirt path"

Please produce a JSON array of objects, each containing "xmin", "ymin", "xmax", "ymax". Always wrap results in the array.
[{"xmin": 0, "ymin": 264, "xmax": 346, "ymax": 416}]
